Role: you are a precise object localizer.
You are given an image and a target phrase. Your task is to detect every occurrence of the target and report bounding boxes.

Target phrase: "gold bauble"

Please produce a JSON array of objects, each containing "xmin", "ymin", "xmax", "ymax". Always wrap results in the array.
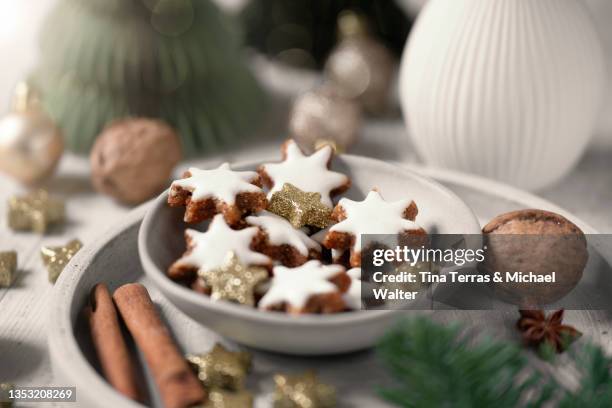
[
  {"xmin": 324, "ymin": 11, "xmax": 396, "ymax": 115},
  {"xmin": 289, "ymin": 85, "xmax": 362, "ymax": 153},
  {"xmin": 0, "ymin": 83, "xmax": 63, "ymax": 185}
]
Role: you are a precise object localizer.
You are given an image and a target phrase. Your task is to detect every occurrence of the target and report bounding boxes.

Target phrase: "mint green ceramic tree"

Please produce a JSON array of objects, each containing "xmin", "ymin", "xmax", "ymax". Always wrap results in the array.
[{"xmin": 34, "ymin": 0, "xmax": 266, "ymax": 155}]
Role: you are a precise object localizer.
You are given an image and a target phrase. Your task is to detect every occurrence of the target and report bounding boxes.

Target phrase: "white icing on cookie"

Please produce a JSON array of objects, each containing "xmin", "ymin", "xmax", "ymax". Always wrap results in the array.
[
  {"xmin": 261, "ymin": 140, "xmax": 348, "ymax": 207},
  {"xmin": 173, "ymin": 214, "xmax": 270, "ymax": 272},
  {"xmin": 344, "ymin": 267, "xmax": 362, "ymax": 310},
  {"xmin": 258, "ymin": 260, "xmax": 344, "ymax": 309},
  {"xmin": 246, "ymin": 211, "xmax": 321, "ymax": 256},
  {"xmin": 171, "ymin": 163, "xmax": 262, "ymax": 203},
  {"xmin": 347, "ymin": 267, "xmax": 361, "ymax": 280},
  {"xmin": 330, "ymin": 190, "xmax": 419, "ymax": 251}
]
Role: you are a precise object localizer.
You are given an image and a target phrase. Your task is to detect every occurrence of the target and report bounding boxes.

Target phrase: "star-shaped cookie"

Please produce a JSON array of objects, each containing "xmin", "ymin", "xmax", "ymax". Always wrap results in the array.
[
  {"xmin": 258, "ymin": 139, "xmax": 350, "ymax": 208},
  {"xmin": 322, "ymin": 190, "xmax": 426, "ymax": 267},
  {"xmin": 168, "ymin": 163, "xmax": 267, "ymax": 225},
  {"xmin": 258, "ymin": 260, "xmax": 349, "ymax": 314},
  {"xmin": 168, "ymin": 214, "xmax": 271, "ymax": 281},
  {"xmin": 200, "ymin": 251, "xmax": 268, "ymax": 306},
  {"xmin": 344, "ymin": 267, "xmax": 362, "ymax": 310},
  {"xmin": 246, "ymin": 211, "xmax": 321, "ymax": 266},
  {"xmin": 267, "ymin": 183, "xmax": 333, "ymax": 229}
]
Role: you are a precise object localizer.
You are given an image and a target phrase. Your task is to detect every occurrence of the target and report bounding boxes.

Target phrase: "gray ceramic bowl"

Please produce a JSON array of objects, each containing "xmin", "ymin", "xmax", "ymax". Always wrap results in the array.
[{"xmin": 139, "ymin": 155, "xmax": 481, "ymax": 355}]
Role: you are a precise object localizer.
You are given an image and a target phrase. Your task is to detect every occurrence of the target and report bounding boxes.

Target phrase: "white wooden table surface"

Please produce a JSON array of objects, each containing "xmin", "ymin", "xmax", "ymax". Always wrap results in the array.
[{"xmin": 1, "ymin": 120, "xmax": 611, "ymax": 400}]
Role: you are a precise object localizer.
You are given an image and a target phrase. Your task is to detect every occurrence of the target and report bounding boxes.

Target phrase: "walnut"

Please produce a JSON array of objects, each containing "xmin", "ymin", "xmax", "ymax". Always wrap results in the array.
[
  {"xmin": 90, "ymin": 118, "xmax": 182, "ymax": 205},
  {"xmin": 480, "ymin": 209, "xmax": 588, "ymax": 306}
]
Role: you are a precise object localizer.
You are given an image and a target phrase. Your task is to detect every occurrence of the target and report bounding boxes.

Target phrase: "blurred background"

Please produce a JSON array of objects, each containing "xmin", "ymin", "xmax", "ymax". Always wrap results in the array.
[
  {"xmin": 0, "ymin": 0, "xmax": 610, "ymax": 206},
  {"xmin": 1, "ymin": 0, "xmax": 610, "ymax": 134},
  {"xmin": 1, "ymin": 0, "xmax": 609, "ymax": 125}
]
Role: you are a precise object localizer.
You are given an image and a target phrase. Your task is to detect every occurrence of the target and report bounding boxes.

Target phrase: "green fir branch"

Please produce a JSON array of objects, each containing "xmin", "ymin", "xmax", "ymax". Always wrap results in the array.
[{"xmin": 377, "ymin": 318, "xmax": 612, "ymax": 408}]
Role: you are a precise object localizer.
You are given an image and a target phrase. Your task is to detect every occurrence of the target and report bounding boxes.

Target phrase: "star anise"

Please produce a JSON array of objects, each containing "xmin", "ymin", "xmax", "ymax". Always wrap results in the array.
[{"xmin": 517, "ymin": 309, "xmax": 582, "ymax": 353}]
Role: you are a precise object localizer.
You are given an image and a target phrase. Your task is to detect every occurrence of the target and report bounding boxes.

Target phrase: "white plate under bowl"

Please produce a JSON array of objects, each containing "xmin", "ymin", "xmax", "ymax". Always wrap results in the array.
[
  {"xmin": 48, "ymin": 163, "xmax": 604, "ymax": 408},
  {"xmin": 138, "ymin": 155, "xmax": 481, "ymax": 355}
]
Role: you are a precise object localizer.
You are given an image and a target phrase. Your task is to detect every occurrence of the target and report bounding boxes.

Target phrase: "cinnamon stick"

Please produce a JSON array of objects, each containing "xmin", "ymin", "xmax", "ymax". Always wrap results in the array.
[
  {"xmin": 113, "ymin": 283, "xmax": 205, "ymax": 408},
  {"xmin": 86, "ymin": 283, "xmax": 142, "ymax": 401}
]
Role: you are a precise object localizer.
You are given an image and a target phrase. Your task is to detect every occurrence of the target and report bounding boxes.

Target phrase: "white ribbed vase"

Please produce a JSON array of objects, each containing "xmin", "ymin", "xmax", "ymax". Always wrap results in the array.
[{"xmin": 399, "ymin": 0, "xmax": 606, "ymax": 190}]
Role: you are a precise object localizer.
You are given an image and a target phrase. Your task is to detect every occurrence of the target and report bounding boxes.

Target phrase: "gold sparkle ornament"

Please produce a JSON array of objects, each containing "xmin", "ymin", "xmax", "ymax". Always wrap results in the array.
[
  {"xmin": 187, "ymin": 344, "xmax": 252, "ymax": 391},
  {"xmin": 41, "ymin": 239, "xmax": 82, "ymax": 283},
  {"xmin": 290, "ymin": 86, "xmax": 361, "ymax": 153},
  {"xmin": 273, "ymin": 371, "xmax": 336, "ymax": 408},
  {"xmin": 200, "ymin": 252, "xmax": 268, "ymax": 306},
  {"xmin": 0, "ymin": 251, "xmax": 17, "ymax": 287},
  {"xmin": 8, "ymin": 190, "xmax": 65, "ymax": 233},
  {"xmin": 203, "ymin": 389, "xmax": 254, "ymax": 408},
  {"xmin": 0, "ymin": 82, "xmax": 64, "ymax": 185},
  {"xmin": 268, "ymin": 184, "xmax": 332, "ymax": 229},
  {"xmin": 324, "ymin": 11, "xmax": 396, "ymax": 115}
]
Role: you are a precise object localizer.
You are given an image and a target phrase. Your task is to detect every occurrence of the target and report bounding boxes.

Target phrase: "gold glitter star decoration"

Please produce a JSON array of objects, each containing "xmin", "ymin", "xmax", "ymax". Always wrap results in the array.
[
  {"xmin": 200, "ymin": 251, "xmax": 268, "ymax": 306},
  {"xmin": 8, "ymin": 190, "xmax": 65, "ymax": 233},
  {"xmin": 268, "ymin": 183, "xmax": 332, "ymax": 229},
  {"xmin": 187, "ymin": 344, "xmax": 252, "ymax": 391},
  {"xmin": 0, "ymin": 251, "xmax": 17, "ymax": 288},
  {"xmin": 273, "ymin": 371, "xmax": 336, "ymax": 408},
  {"xmin": 41, "ymin": 239, "xmax": 82, "ymax": 283},
  {"xmin": 0, "ymin": 383, "xmax": 14, "ymax": 408},
  {"xmin": 202, "ymin": 389, "xmax": 254, "ymax": 408}
]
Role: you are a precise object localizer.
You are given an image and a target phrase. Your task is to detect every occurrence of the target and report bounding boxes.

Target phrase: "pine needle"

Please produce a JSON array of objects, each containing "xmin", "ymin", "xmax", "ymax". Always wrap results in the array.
[{"xmin": 376, "ymin": 318, "xmax": 612, "ymax": 408}]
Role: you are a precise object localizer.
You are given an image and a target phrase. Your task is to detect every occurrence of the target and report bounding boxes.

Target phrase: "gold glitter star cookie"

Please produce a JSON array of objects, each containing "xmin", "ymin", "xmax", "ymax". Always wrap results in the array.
[
  {"xmin": 200, "ymin": 251, "xmax": 268, "ymax": 306},
  {"xmin": 203, "ymin": 389, "xmax": 254, "ymax": 408},
  {"xmin": 267, "ymin": 184, "xmax": 333, "ymax": 229},
  {"xmin": 273, "ymin": 371, "xmax": 336, "ymax": 408},
  {"xmin": 187, "ymin": 344, "xmax": 252, "ymax": 391},
  {"xmin": 8, "ymin": 190, "xmax": 65, "ymax": 233},
  {"xmin": 258, "ymin": 139, "xmax": 350, "ymax": 208},
  {"xmin": 41, "ymin": 239, "xmax": 82, "ymax": 283},
  {"xmin": 168, "ymin": 163, "xmax": 267, "ymax": 225}
]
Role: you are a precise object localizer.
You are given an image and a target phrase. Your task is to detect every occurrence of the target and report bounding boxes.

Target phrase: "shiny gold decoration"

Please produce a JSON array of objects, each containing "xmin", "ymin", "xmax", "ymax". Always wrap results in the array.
[
  {"xmin": 0, "ymin": 383, "xmax": 13, "ymax": 408},
  {"xmin": 203, "ymin": 389, "xmax": 254, "ymax": 408},
  {"xmin": 187, "ymin": 344, "xmax": 252, "ymax": 391},
  {"xmin": 290, "ymin": 86, "xmax": 361, "ymax": 153},
  {"xmin": 0, "ymin": 251, "xmax": 17, "ymax": 288},
  {"xmin": 324, "ymin": 11, "xmax": 396, "ymax": 115},
  {"xmin": 41, "ymin": 239, "xmax": 82, "ymax": 283},
  {"xmin": 8, "ymin": 190, "xmax": 65, "ymax": 233},
  {"xmin": 273, "ymin": 371, "xmax": 336, "ymax": 408},
  {"xmin": 268, "ymin": 183, "xmax": 332, "ymax": 229},
  {"xmin": 200, "ymin": 252, "xmax": 268, "ymax": 306},
  {"xmin": 0, "ymin": 82, "xmax": 63, "ymax": 185}
]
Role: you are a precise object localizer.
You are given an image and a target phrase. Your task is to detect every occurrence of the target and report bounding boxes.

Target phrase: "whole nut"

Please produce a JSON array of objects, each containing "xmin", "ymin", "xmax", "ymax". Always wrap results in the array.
[
  {"xmin": 480, "ymin": 209, "xmax": 588, "ymax": 306},
  {"xmin": 90, "ymin": 118, "xmax": 182, "ymax": 205}
]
